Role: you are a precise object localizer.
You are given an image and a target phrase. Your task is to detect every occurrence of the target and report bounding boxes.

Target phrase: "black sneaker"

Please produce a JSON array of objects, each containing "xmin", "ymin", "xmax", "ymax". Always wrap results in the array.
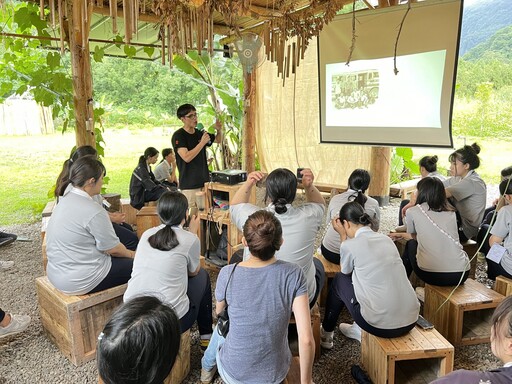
[{"xmin": 0, "ymin": 232, "xmax": 16, "ymax": 247}]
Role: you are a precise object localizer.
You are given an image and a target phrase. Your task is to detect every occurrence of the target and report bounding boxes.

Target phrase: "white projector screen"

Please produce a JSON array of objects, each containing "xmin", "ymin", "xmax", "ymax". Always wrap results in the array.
[{"xmin": 318, "ymin": 0, "xmax": 463, "ymax": 147}]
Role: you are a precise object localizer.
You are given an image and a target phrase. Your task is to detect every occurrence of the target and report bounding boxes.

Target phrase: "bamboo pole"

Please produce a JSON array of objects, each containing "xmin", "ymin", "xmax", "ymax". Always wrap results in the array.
[
  {"xmin": 368, "ymin": 147, "xmax": 391, "ymax": 206},
  {"xmin": 242, "ymin": 69, "xmax": 256, "ymax": 173},
  {"xmin": 67, "ymin": 0, "xmax": 95, "ymax": 147}
]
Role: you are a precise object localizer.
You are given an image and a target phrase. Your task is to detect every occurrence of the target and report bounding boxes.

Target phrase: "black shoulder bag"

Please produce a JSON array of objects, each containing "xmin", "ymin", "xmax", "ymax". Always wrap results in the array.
[{"xmin": 217, "ymin": 263, "xmax": 238, "ymax": 337}]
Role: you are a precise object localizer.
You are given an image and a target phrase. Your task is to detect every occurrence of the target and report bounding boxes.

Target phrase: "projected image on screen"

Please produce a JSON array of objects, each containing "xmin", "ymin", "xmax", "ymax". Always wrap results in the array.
[
  {"xmin": 326, "ymin": 51, "xmax": 445, "ymax": 128},
  {"xmin": 331, "ymin": 70, "xmax": 379, "ymax": 110}
]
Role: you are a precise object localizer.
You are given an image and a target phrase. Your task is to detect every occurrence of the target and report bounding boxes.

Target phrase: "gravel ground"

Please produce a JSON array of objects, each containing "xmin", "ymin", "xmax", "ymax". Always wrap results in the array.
[{"xmin": 0, "ymin": 186, "xmax": 502, "ymax": 383}]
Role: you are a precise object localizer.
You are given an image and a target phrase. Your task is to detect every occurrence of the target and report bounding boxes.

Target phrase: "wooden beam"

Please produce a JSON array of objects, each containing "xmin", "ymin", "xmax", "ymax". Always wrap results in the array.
[
  {"xmin": 68, "ymin": 0, "xmax": 95, "ymax": 147},
  {"xmin": 368, "ymin": 147, "xmax": 391, "ymax": 206},
  {"xmin": 242, "ymin": 70, "xmax": 256, "ymax": 173}
]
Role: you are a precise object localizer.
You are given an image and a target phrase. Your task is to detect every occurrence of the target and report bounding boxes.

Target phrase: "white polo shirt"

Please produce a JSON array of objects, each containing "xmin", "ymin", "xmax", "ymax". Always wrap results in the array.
[
  {"xmin": 340, "ymin": 227, "xmax": 419, "ymax": 329},
  {"xmin": 322, "ymin": 189, "xmax": 380, "ymax": 254},
  {"xmin": 406, "ymin": 203, "xmax": 470, "ymax": 273},
  {"xmin": 124, "ymin": 224, "xmax": 200, "ymax": 318},
  {"xmin": 490, "ymin": 205, "xmax": 512, "ymax": 275},
  {"xmin": 443, "ymin": 170, "xmax": 486, "ymax": 239},
  {"xmin": 46, "ymin": 187, "xmax": 118, "ymax": 295}
]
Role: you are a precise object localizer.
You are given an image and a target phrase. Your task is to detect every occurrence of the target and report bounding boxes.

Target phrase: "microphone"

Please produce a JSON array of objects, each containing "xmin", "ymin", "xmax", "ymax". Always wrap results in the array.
[{"xmin": 196, "ymin": 123, "xmax": 211, "ymax": 144}]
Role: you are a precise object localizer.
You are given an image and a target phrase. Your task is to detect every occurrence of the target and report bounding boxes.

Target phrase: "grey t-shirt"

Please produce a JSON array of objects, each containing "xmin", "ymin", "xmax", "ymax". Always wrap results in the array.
[
  {"xmin": 216, "ymin": 260, "xmax": 307, "ymax": 383},
  {"xmin": 490, "ymin": 205, "xmax": 512, "ymax": 274},
  {"xmin": 443, "ymin": 170, "xmax": 486, "ymax": 239},
  {"xmin": 340, "ymin": 227, "xmax": 420, "ymax": 329},
  {"xmin": 46, "ymin": 187, "xmax": 119, "ymax": 295},
  {"xmin": 322, "ymin": 189, "xmax": 380, "ymax": 254},
  {"xmin": 154, "ymin": 160, "xmax": 172, "ymax": 182},
  {"xmin": 230, "ymin": 202, "xmax": 324, "ymax": 302},
  {"xmin": 123, "ymin": 224, "xmax": 200, "ymax": 318},
  {"xmin": 406, "ymin": 203, "xmax": 470, "ymax": 273}
]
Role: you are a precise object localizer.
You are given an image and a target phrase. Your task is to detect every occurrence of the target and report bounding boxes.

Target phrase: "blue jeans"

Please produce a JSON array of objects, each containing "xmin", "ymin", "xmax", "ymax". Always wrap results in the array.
[{"xmin": 202, "ymin": 325, "xmax": 246, "ymax": 384}]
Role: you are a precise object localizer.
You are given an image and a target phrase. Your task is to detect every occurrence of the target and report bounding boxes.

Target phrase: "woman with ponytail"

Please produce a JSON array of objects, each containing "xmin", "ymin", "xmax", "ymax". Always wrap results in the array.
[
  {"xmin": 229, "ymin": 168, "xmax": 326, "ymax": 307},
  {"xmin": 443, "ymin": 143, "xmax": 486, "ymax": 242},
  {"xmin": 321, "ymin": 169, "xmax": 380, "ymax": 264},
  {"xmin": 129, "ymin": 147, "xmax": 168, "ymax": 210},
  {"xmin": 123, "ymin": 191, "xmax": 213, "ymax": 346},
  {"xmin": 320, "ymin": 202, "xmax": 419, "ymax": 349}
]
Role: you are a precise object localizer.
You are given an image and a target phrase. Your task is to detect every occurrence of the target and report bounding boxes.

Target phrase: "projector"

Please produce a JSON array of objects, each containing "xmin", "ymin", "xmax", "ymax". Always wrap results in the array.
[{"xmin": 211, "ymin": 170, "xmax": 247, "ymax": 185}]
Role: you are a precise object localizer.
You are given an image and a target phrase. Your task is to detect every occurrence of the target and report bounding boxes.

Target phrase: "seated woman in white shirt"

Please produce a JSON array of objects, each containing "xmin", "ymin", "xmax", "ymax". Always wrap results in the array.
[
  {"xmin": 154, "ymin": 148, "xmax": 178, "ymax": 190},
  {"xmin": 431, "ymin": 295, "xmax": 512, "ymax": 384},
  {"xmin": 230, "ymin": 168, "xmax": 326, "ymax": 307},
  {"xmin": 321, "ymin": 169, "xmax": 380, "ymax": 265},
  {"xmin": 390, "ymin": 177, "xmax": 470, "ymax": 286},
  {"xmin": 46, "ymin": 156, "xmax": 135, "ymax": 295},
  {"xmin": 320, "ymin": 202, "xmax": 419, "ymax": 349},
  {"xmin": 443, "ymin": 143, "xmax": 487, "ymax": 242},
  {"xmin": 487, "ymin": 178, "xmax": 512, "ymax": 280},
  {"xmin": 123, "ymin": 191, "xmax": 213, "ymax": 350}
]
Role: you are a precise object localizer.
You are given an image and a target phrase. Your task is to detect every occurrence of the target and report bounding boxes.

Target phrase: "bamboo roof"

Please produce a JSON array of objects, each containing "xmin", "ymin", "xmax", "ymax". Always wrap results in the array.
[{"xmin": 26, "ymin": 0, "xmax": 413, "ymax": 74}]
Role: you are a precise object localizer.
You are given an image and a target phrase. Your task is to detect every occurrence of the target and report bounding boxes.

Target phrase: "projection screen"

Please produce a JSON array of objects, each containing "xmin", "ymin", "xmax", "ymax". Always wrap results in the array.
[{"xmin": 318, "ymin": 0, "xmax": 463, "ymax": 147}]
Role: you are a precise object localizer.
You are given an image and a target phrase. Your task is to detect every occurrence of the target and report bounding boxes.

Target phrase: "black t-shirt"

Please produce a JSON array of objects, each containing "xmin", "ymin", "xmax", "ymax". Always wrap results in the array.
[{"xmin": 171, "ymin": 127, "xmax": 214, "ymax": 189}]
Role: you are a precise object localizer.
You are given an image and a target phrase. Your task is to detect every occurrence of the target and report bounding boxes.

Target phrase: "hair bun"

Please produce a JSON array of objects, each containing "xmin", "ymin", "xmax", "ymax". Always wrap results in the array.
[
  {"xmin": 470, "ymin": 143, "xmax": 481, "ymax": 154},
  {"xmin": 431, "ymin": 155, "xmax": 438, "ymax": 163}
]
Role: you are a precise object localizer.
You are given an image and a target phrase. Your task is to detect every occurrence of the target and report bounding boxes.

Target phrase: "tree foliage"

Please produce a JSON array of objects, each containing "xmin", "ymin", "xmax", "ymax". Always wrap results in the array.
[{"xmin": 0, "ymin": 2, "xmax": 73, "ymax": 126}]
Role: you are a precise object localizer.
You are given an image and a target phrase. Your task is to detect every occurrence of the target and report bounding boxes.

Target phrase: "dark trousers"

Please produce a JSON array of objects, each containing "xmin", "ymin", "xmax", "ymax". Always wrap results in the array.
[
  {"xmin": 486, "ymin": 259, "xmax": 512, "ymax": 281},
  {"xmin": 88, "ymin": 257, "xmax": 134, "ymax": 294},
  {"xmin": 455, "ymin": 211, "xmax": 469, "ymax": 242},
  {"xmin": 322, "ymin": 272, "xmax": 415, "ymax": 338},
  {"xmin": 0, "ymin": 308, "xmax": 4, "ymax": 323},
  {"xmin": 477, "ymin": 224, "xmax": 492, "ymax": 255},
  {"xmin": 398, "ymin": 199, "xmax": 410, "ymax": 226},
  {"xmin": 145, "ymin": 187, "xmax": 166, "ymax": 204},
  {"xmin": 321, "ymin": 243, "xmax": 340, "ymax": 265},
  {"xmin": 180, "ymin": 268, "xmax": 213, "ymax": 336},
  {"xmin": 402, "ymin": 239, "xmax": 469, "ymax": 286},
  {"xmin": 112, "ymin": 222, "xmax": 138, "ymax": 251},
  {"xmin": 311, "ymin": 257, "xmax": 326, "ymax": 308}
]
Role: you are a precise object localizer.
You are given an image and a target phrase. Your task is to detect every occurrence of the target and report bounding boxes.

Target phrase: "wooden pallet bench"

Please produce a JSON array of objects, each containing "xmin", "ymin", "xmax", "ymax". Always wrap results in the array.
[
  {"xmin": 424, "ymin": 278, "xmax": 504, "ymax": 346},
  {"xmin": 389, "ymin": 179, "xmax": 419, "ymax": 200},
  {"xmin": 495, "ymin": 275, "xmax": 512, "ymax": 296},
  {"xmin": 361, "ymin": 325, "xmax": 454, "ymax": 384},
  {"xmin": 36, "ymin": 276, "xmax": 126, "ymax": 366},
  {"xmin": 314, "ymin": 252, "xmax": 341, "ymax": 306}
]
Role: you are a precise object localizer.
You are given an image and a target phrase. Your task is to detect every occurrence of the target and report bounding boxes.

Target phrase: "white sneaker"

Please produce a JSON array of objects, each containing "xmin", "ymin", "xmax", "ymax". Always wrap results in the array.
[
  {"xmin": 0, "ymin": 314, "xmax": 31, "ymax": 339},
  {"xmin": 320, "ymin": 325, "xmax": 334, "ymax": 349},
  {"xmin": 394, "ymin": 225, "xmax": 407, "ymax": 233},
  {"xmin": 200, "ymin": 365, "xmax": 217, "ymax": 384},
  {"xmin": 339, "ymin": 322, "xmax": 362, "ymax": 342},
  {"xmin": 0, "ymin": 260, "xmax": 14, "ymax": 271}
]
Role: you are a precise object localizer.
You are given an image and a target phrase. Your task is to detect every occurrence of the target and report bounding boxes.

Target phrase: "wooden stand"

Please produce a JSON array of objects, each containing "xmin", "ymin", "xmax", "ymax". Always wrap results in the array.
[
  {"xmin": 199, "ymin": 182, "xmax": 255, "ymax": 263},
  {"xmin": 424, "ymin": 279, "xmax": 504, "ymax": 346},
  {"xmin": 136, "ymin": 206, "xmax": 160, "ymax": 238},
  {"xmin": 120, "ymin": 198, "xmax": 138, "ymax": 226},
  {"xmin": 314, "ymin": 252, "xmax": 340, "ymax": 306},
  {"xmin": 163, "ymin": 330, "xmax": 191, "ymax": 384},
  {"xmin": 36, "ymin": 276, "xmax": 126, "ymax": 366},
  {"xmin": 495, "ymin": 275, "xmax": 512, "ymax": 296},
  {"xmin": 361, "ymin": 326, "xmax": 454, "ymax": 384},
  {"xmin": 289, "ymin": 303, "xmax": 321, "ymax": 362}
]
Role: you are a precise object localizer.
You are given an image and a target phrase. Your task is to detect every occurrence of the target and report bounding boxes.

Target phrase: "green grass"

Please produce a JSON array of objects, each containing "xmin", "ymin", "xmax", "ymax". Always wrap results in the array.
[
  {"xmin": 0, "ymin": 127, "xmax": 176, "ymax": 225},
  {"xmin": 0, "ymin": 131, "xmax": 509, "ymax": 226}
]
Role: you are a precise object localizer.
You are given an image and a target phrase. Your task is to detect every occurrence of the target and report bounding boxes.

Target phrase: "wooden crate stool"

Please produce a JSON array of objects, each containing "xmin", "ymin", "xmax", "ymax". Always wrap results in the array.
[
  {"xmin": 462, "ymin": 239, "xmax": 479, "ymax": 279},
  {"xmin": 120, "ymin": 198, "xmax": 138, "ymax": 226},
  {"xmin": 36, "ymin": 276, "xmax": 126, "ymax": 366},
  {"xmin": 495, "ymin": 275, "xmax": 512, "ymax": 296},
  {"xmin": 424, "ymin": 278, "xmax": 504, "ymax": 346},
  {"xmin": 314, "ymin": 253, "xmax": 340, "ymax": 306},
  {"xmin": 289, "ymin": 303, "xmax": 321, "ymax": 362},
  {"xmin": 136, "ymin": 205, "xmax": 160, "ymax": 238},
  {"xmin": 163, "ymin": 330, "xmax": 191, "ymax": 384},
  {"xmin": 361, "ymin": 326, "xmax": 454, "ymax": 384}
]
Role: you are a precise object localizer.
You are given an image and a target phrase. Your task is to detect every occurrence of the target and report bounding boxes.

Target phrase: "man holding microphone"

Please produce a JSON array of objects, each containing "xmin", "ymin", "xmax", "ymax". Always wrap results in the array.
[{"xmin": 172, "ymin": 104, "xmax": 223, "ymax": 207}]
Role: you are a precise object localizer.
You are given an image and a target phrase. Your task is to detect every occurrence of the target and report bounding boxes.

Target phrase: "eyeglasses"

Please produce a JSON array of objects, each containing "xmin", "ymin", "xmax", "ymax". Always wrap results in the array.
[{"xmin": 184, "ymin": 113, "xmax": 197, "ymax": 119}]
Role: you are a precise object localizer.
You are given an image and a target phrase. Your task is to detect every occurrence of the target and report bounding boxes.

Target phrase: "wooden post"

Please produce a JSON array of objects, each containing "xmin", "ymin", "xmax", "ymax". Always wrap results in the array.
[
  {"xmin": 242, "ymin": 70, "xmax": 256, "ymax": 173},
  {"xmin": 368, "ymin": 146, "xmax": 391, "ymax": 206},
  {"xmin": 67, "ymin": 0, "xmax": 95, "ymax": 147}
]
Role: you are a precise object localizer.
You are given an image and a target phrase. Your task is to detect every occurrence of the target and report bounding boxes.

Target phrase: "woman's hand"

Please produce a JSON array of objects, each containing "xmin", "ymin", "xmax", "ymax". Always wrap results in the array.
[
  {"xmin": 188, "ymin": 214, "xmax": 200, "ymax": 235},
  {"xmin": 300, "ymin": 168, "xmax": 314, "ymax": 188},
  {"xmin": 247, "ymin": 171, "xmax": 266, "ymax": 185},
  {"xmin": 388, "ymin": 232, "xmax": 412, "ymax": 241},
  {"xmin": 332, "ymin": 217, "xmax": 347, "ymax": 242}
]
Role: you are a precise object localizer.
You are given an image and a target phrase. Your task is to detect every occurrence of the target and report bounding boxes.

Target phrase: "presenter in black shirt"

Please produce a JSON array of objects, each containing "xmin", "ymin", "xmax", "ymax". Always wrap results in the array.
[{"xmin": 172, "ymin": 104, "xmax": 223, "ymax": 207}]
